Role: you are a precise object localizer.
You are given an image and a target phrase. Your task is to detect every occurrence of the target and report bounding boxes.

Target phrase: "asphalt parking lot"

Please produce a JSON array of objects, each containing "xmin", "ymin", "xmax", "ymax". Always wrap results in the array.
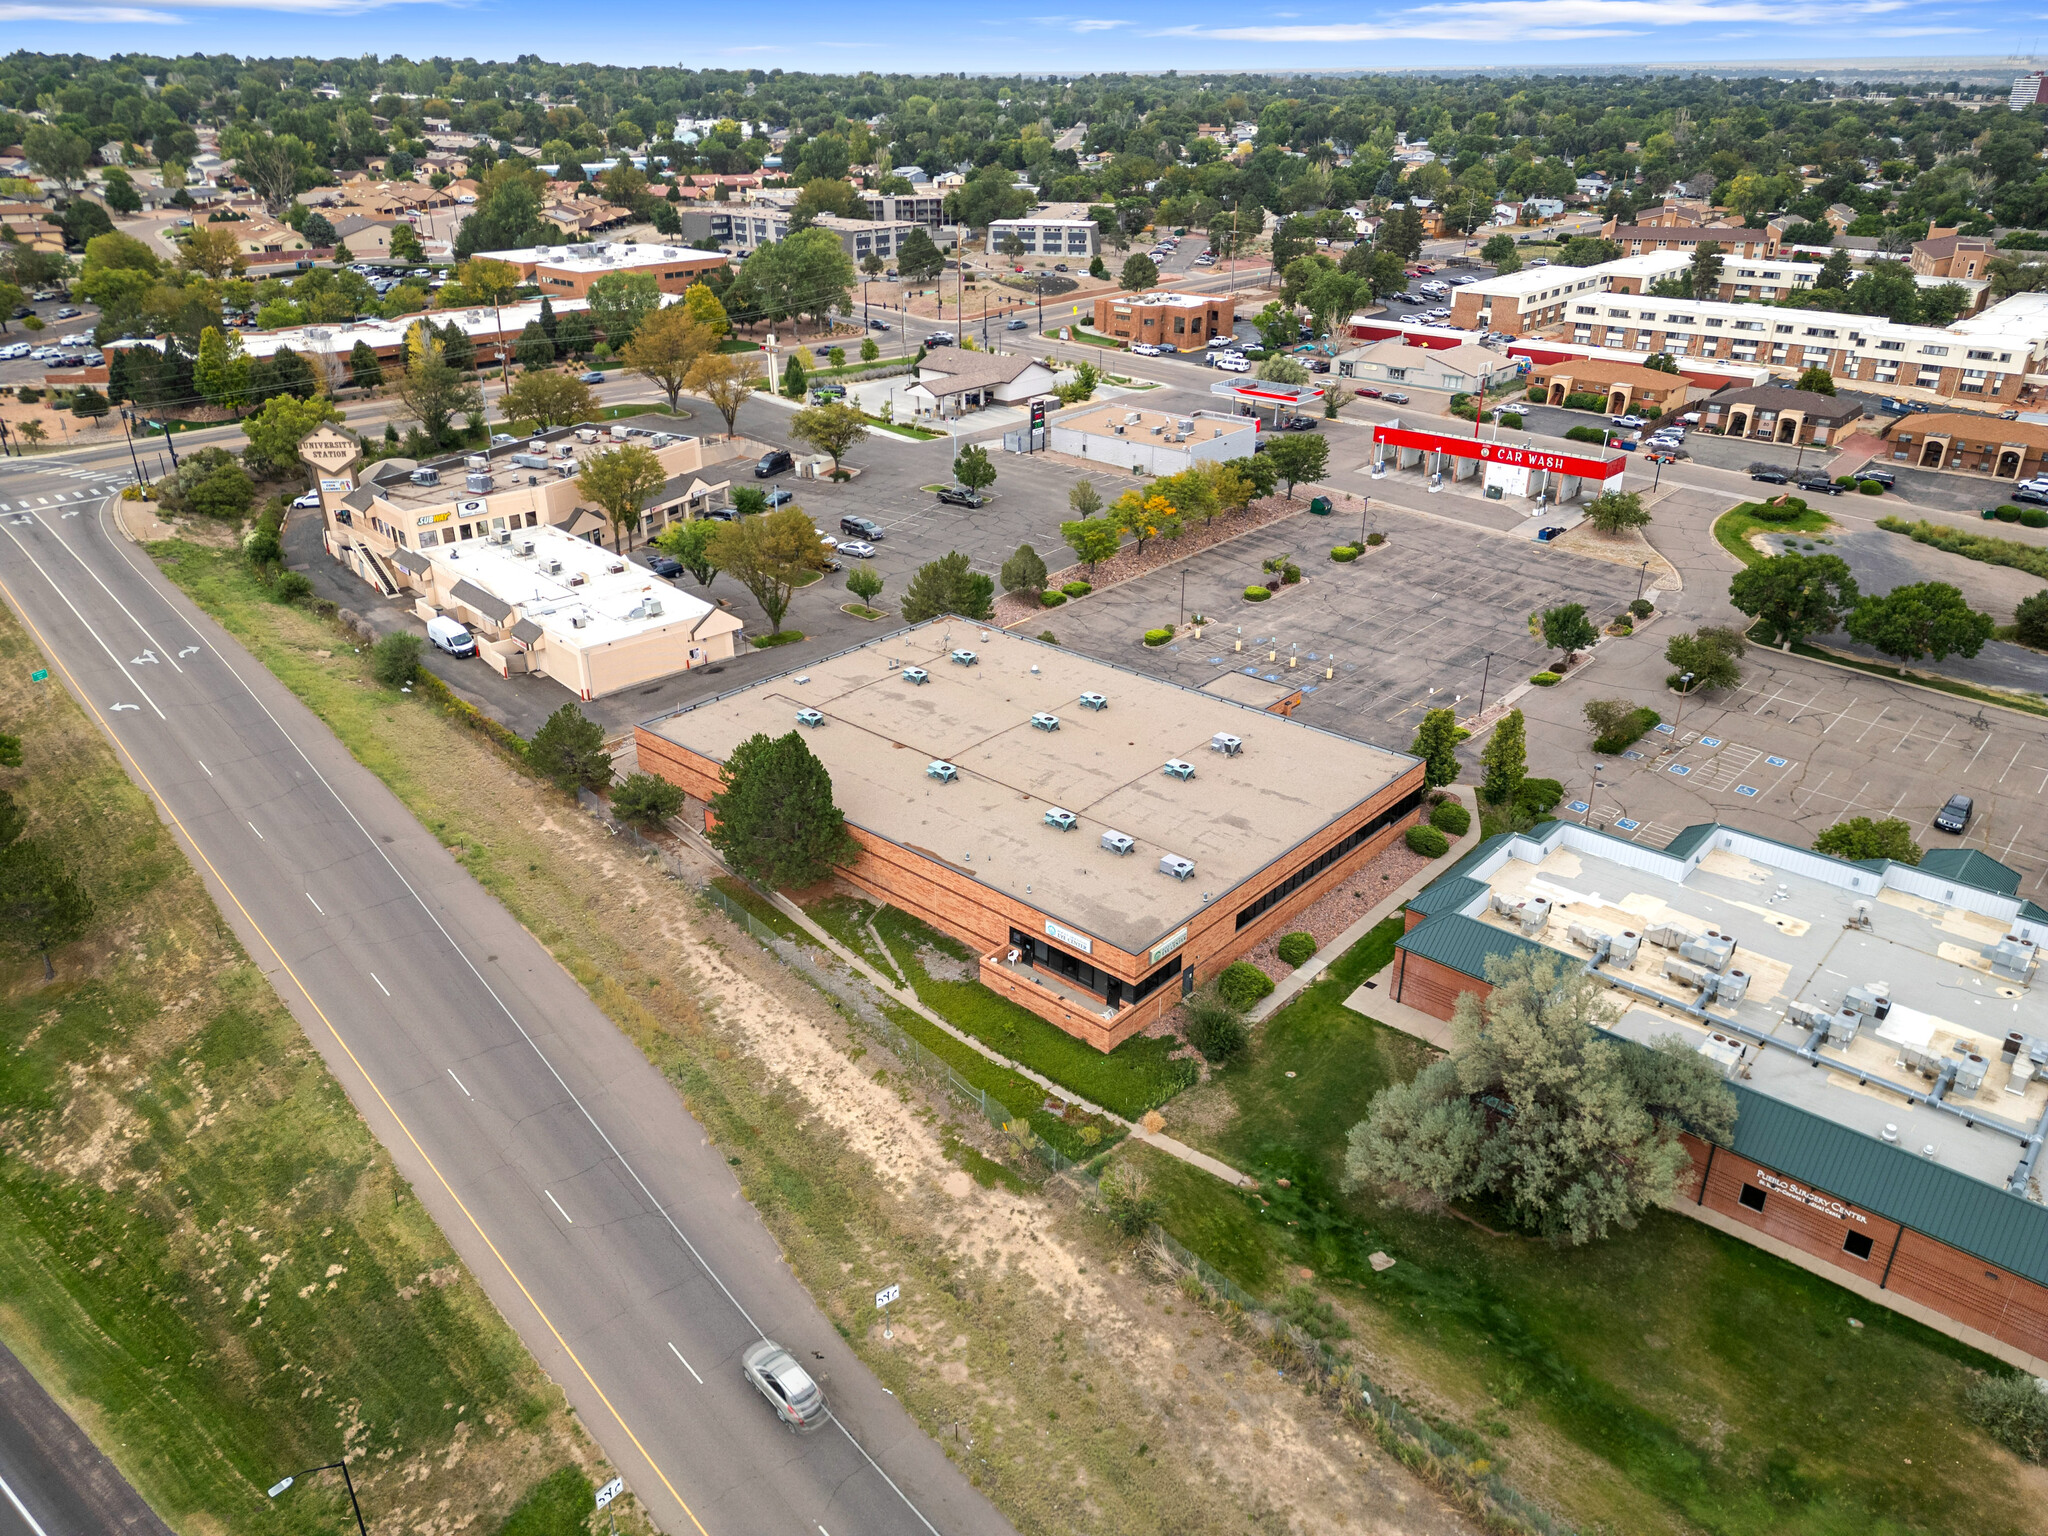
[
  {"xmin": 1044, "ymin": 495, "xmax": 1642, "ymax": 741},
  {"xmin": 1512, "ymin": 641, "xmax": 2048, "ymax": 900}
]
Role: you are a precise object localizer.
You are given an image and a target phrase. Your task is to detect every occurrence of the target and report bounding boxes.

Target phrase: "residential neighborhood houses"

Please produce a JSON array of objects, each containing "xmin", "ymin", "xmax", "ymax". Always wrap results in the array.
[{"xmin": 13, "ymin": 51, "xmax": 2048, "ymax": 1536}]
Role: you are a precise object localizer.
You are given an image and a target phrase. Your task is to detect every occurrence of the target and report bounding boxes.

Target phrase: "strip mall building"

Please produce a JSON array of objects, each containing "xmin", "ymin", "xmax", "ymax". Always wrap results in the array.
[
  {"xmin": 1394, "ymin": 817, "xmax": 2048, "ymax": 1370},
  {"xmin": 637, "ymin": 622, "xmax": 1426, "ymax": 1050}
]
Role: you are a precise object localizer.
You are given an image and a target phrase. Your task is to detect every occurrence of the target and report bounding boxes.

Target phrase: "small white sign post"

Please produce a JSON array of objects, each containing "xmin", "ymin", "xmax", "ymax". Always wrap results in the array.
[{"xmin": 875, "ymin": 1283, "xmax": 901, "ymax": 1310}]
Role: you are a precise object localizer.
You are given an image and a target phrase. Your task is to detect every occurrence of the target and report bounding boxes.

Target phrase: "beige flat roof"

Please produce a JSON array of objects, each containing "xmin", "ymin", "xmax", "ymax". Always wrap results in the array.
[
  {"xmin": 643, "ymin": 621, "xmax": 1416, "ymax": 955},
  {"xmin": 1200, "ymin": 671, "xmax": 1301, "ymax": 709}
]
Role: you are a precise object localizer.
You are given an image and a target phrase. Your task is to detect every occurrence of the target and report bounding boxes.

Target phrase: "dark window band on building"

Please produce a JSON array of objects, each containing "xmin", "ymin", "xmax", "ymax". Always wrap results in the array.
[
  {"xmin": 1007, "ymin": 931, "xmax": 1182, "ymax": 1009},
  {"xmin": 1235, "ymin": 789, "xmax": 1424, "ymax": 931}
]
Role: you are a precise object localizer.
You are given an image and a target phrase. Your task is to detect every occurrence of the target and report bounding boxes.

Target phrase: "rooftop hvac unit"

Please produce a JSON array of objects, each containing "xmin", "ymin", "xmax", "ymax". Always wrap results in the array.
[
  {"xmin": 1123, "ymin": 411, "xmax": 1141, "ymax": 425},
  {"xmin": 1646, "ymin": 921, "xmax": 1695, "ymax": 951},
  {"xmin": 902, "ymin": 666, "xmax": 929, "ymax": 685},
  {"xmin": 517, "ymin": 539, "xmax": 535, "ymax": 556},
  {"xmin": 1030, "ymin": 712, "xmax": 1061, "ymax": 732},
  {"xmin": 1786, "ymin": 998, "xmax": 1833, "ymax": 1033},
  {"xmin": 490, "ymin": 528, "xmax": 512, "ymax": 545},
  {"xmin": 2008, "ymin": 1058, "xmax": 2037, "ymax": 1096},
  {"xmin": 1844, "ymin": 983, "xmax": 1891, "ymax": 1020},
  {"xmin": 466, "ymin": 472, "xmax": 492, "ymax": 494},
  {"xmin": 541, "ymin": 558, "xmax": 563, "ymax": 575},
  {"xmin": 1078, "ymin": 692, "xmax": 1107, "ymax": 710},
  {"xmin": 1697, "ymin": 970, "xmax": 1721, "ymax": 1003},
  {"xmin": 1953, "ymin": 1049, "xmax": 1989, "ymax": 1097},
  {"xmin": 1490, "ymin": 892, "xmax": 1522, "ymax": 919},
  {"xmin": 557, "ymin": 463, "xmax": 576, "ymax": 477},
  {"xmin": 1985, "ymin": 935, "xmax": 2039, "ymax": 981},
  {"xmin": 569, "ymin": 613, "xmax": 588, "ymax": 629},
  {"xmin": 567, "ymin": 572, "xmax": 587, "ymax": 587},
  {"xmin": 528, "ymin": 438, "xmax": 547, "ymax": 454},
  {"xmin": 1698, "ymin": 1032, "xmax": 1746, "ymax": 1076},
  {"xmin": 512, "ymin": 453, "xmax": 551, "ymax": 470},
  {"xmin": 555, "ymin": 443, "xmax": 577, "ymax": 457},
  {"xmin": 950, "ymin": 648, "xmax": 978, "ymax": 666},
  {"xmin": 1828, "ymin": 1008, "xmax": 1862, "ymax": 1047},
  {"xmin": 1680, "ymin": 931, "xmax": 1736, "ymax": 972},
  {"xmin": 1101, "ymin": 830, "xmax": 1135, "ymax": 855},
  {"xmin": 1663, "ymin": 955, "xmax": 1705, "ymax": 989},
  {"xmin": 1718, "ymin": 968, "xmax": 1750, "ymax": 1005},
  {"xmin": 410, "ymin": 467, "xmax": 441, "ymax": 486},
  {"xmin": 1567, "ymin": 923, "xmax": 1612, "ymax": 962},
  {"xmin": 1159, "ymin": 854, "xmax": 1196, "ymax": 881},
  {"xmin": 1163, "ymin": 759, "xmax": 1195, "ymax": 781},
  {"xmin": 1113, "ymin": 424, "xmax": 1124, "ymax": 435},
  {"xmin": 1518, "ymin": 897, "xmax": 1550, "ymax": 936},
  {"xmin": 1210, "ymin": 732, "xmax": 1243, "ymax": 756},
  {"xmin": 465, "ymin": 454, "xmax": 489, "ymax": 470},
  {"xmin": 1178, "ymin": 419, "xmax": 1194, "ymax": 433},
  {"xmin": 794, "ymin": 708, "xmax": 824, "ymax": 727},
  {"xmin": 1043, "ymin": 808, "xmax": 1077, "ymax": 831},
  {"xmin": 607, "ymin": 559, "xmax": 626, "ymax": 573},
  {"xmin": 641, "ymin": 597, "xmax": 663, "ymax": 617},
  {"xmin": 1610, "ymin": 930, "xmax": 1642, "ymax": 966},
  {"xmin": 926, "ymin": 760, "xmax": 958, "ymax": 782}
]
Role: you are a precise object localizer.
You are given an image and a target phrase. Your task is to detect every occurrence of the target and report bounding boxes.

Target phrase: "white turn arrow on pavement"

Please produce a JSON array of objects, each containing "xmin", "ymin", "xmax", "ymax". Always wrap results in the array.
[{"xmin": 110, "ymin": 703, "xmax": 140, "ymax": 711}]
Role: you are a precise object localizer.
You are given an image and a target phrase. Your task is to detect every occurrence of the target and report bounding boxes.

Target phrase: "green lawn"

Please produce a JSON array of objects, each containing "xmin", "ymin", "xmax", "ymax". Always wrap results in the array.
[
  {"xmin": 1711, "ymin": 500, "xmax": 1837, "ymax": 568},
  {"xmin": 0, "ymin": 589, "xmax": 609, "ymax": 1536},
  {"xmin": 805, "ymin": 896, "xmax": 1121, "ymax": 1161},
  {"xmin": 1136, "ymin": 916, "xmax": 2039, "ymax": 1536},
  {"xmin": 858, "ymin": 904, "xmax": 1197, "ymax": 1119}
]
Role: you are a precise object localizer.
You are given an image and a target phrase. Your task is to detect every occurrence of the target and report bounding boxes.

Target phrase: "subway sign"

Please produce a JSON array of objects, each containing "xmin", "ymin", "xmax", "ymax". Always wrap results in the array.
[{"xmin": 1371, "ymin": 424, "xmax": 1625, "ymax": 481}]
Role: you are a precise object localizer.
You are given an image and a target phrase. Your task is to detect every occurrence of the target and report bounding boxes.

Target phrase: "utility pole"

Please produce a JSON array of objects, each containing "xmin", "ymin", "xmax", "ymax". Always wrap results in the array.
[
  {"xmin": 1475, "ymin": 651, "xmax": 1495, "ymax": 719},
  {"xmin": 118, "ymin": 408, "xmax": 145, "ymax": 487}
]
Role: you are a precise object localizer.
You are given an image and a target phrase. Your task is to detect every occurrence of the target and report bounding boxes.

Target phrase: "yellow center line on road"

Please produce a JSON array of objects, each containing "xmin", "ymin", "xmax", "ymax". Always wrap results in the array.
[{"xmin": 0, "ymin": 567, "xmax": 715, "ymax": 1536}]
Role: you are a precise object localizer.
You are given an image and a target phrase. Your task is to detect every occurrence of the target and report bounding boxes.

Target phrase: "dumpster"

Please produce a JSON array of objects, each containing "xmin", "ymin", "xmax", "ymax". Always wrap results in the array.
[{"xmin": 1308, "ymin": 495, "xmax": 1333, "ymax": 516}]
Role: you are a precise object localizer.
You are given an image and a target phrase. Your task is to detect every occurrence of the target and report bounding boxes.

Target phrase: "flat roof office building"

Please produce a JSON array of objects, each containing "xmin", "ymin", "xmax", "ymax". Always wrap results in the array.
[
  {"xmin": 1394, "ymin": 818, "xmax": 2048, "ymax": 1370},
  {"xmin": 637, "ymin": 622, "xmax": 1425, "ymax": 1050}
]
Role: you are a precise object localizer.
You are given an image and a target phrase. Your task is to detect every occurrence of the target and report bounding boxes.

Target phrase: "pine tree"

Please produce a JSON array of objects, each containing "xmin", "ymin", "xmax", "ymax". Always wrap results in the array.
[
  {"xmin": 1408, "ymin": 707, "xmax": 1462, "ymax": 788},
  {"xmin": 538, "ymin": 293, "xmax": 558, "ymax": 341},
  {"xmin": 0, "ymin": 840, "xmax": 95, "ymax": 979},
  {"xmin": 526, "ymin": 704, "xmax": 612, "ymax": 793},
  {"xmin": 705, "ymin": 731, "xmax": 860, "ymax": 890},
  {"xmin": 900, "ymin": 551, "xmax": 994, "ymax": 623},
  {"xmin": 1479, "ymin": 708, "xmax": 1527, "ymax": 808}
]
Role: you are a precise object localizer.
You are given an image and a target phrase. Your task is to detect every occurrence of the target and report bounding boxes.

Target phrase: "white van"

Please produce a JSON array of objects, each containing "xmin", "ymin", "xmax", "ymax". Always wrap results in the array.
[{"xmin": 425, "ymin": 616, "xmax": 476, "ymax": 658}]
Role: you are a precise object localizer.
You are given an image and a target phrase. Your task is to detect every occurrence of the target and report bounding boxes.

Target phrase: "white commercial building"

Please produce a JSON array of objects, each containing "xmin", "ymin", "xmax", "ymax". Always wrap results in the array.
[
  {"xmin": 1046, "ymin": 404, "xmax": 1255, "ymax": 475},
  {"xmin": 987, "ymin": 213, "xmax": 1098, "ymax": 260}
]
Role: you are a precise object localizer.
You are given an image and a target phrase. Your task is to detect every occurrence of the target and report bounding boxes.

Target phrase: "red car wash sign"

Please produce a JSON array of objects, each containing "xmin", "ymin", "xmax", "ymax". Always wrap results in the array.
[{"xmin": 1371, "ymin": 424, "xmax": 1625, "ymax": 483}]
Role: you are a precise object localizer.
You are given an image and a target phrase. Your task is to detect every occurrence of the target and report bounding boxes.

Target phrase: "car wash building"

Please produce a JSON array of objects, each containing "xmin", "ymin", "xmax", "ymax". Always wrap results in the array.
[{"xmin": 1368, "ymin": 422, "xmax": 1627, "ymax": 503}]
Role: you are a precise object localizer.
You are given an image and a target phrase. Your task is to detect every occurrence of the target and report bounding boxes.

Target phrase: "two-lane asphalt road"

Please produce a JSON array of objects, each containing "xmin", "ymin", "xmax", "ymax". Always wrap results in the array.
[{"xmin": 0, "ymin": 463, "xmax": 1015, "ymax": 1536}]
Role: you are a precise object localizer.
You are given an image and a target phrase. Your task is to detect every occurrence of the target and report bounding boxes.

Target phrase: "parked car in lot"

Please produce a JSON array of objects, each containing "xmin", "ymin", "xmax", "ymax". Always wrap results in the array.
[
  {"xmin": 1934, "ymin": 794, "xmax": 1974, "ymax": 833},
  {"xmin": 291, "ymin": 489, "xmax": 323, "ymax": 509},
  {"xmin": 837, "ymin": 539, "xmax": 876, "ymax": 558},
  {"xmin": 644, "ymin": 552, "xmax": 684, "ymax": 578},
  {"xmin": 1380, "ymin": 391, "xmax": 1410, "ymax": 405},
  {"xmin": 1304, "ymin": 358, "xmax": 1329, "ymax": 373},
  {"xmin": 1749, "ymin": 467, "xmax": 1791, "ymax": 484},
  {"xmin": 756, "ymin": 448, "xmax": 795, "ymax": 478},
  {"xmin": 0, "ymin": 343, "xmax": 29, "ymax": 360},
  {"xmin": 1857, "ymin": 467, "xmax": 1897, "ymax": 488},
  {"xmin": 1278, "ymin": 415, "xmax": 1321, "ymax": 431},
  {"xmin": 764, "ymin": 487, "xmax": 795, "ymax": 508},
  {"xmin": 740, "ymin": 1340, "xmax": 828, "ymax": 1433},
  {"xmin": 840, "ymin": 515, "xmax": 884, "ymax": 540},
  {"xmin": 935, "ymin": 485, "xmax": 984, "ymax": 507},
  {"xmin": 54, "ymin": 306, "xmax": 80, "ymax": 319},
  {"xmin": 1215, "ymin": 353, "xmax": 1249, "ymax": 372},
  {"xmin": 2012, "ymin": 486, "xmax": 2048, "ymax": 507},
  {"xmin": 1355, "ymin": 386, "xmax": 1383, "ymax": 399},
  {"xmin": 1796, "ymin": 474, "xmax": 1844, "ymax": 496},
  {"xmin": 1131, "ymin": 342, "xmax": 1161, "ymax": 356},
  {"xmin": 1610, "ymin": 414, "xmax": 1645, "ymax": 429},
  {"xmin": 426, "ymin": 615, "xmax": 476, "ymax": 658}
]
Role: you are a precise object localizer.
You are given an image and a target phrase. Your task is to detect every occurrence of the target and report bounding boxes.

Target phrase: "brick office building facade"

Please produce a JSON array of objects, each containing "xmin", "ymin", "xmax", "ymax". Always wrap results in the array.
[
  {"xmin": 636, "ymin": 623, "xmax": 1425, "ymax": 1051},
  {"xmin": 1093, "ymin": 291, "xmax": 1237, "ymax": 348}
]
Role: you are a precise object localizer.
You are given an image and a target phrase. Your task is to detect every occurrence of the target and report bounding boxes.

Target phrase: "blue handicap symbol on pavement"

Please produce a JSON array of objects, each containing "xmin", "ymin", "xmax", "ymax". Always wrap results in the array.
[
  {"xmin": 1735, "ymin": 784, "xmax": 1759, "ymax": 797},
  {"xmin": 1654, "ymin": 722, "xmax": 1675, "ymax": 734},
  {"xmin": 1668, "ymin": 764, "xmax": 1692, "ymax": 776},
  {"xmin": 1700, "ymin": 736, "xmax": 1723, "ymax": 747},
  {"xmin": 1622, "ymin": 750, "xmax": 1644, "ymax": 761},
  {"xmin": 1567, "ymin": 800, "xmax": 1590, "ymax": 814},
  {"xmin": 1765, "ymin": 755, "xmax": 1789, "ymax": 767},
  {"xmin": 1615, "ymin": 818, "xmax": 1641, "ymax": 832}
]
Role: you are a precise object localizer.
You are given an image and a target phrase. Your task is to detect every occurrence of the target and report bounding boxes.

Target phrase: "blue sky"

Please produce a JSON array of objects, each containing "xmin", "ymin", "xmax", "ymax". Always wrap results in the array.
[{"xmin": 0, "ymin": 0, "xmax": 2027, "ymax": 76}]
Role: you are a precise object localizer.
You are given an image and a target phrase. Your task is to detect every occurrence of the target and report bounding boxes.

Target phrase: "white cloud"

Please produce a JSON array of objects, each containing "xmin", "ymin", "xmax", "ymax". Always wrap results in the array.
[
  {"xmin": 1868, "ymin": 22, "xmax": 1980, "ymax": 31},
  {"xmin": 1153, "ymin": 0, "xmax": 1914, "ymax": 42},
  {"xmin": 1032, "ymin": 13, "xmax": 1131, "ymax": 29},
  {"xmin": 0, "ymin": 3, "xmax": 179, "ymax": 15}
]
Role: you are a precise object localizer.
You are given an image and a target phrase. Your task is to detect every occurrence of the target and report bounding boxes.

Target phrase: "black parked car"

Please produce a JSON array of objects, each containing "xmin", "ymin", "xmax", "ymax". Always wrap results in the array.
[
  {"xmin": 2014, "ymin": 486, "xmax": 2048, "ymax": 507},
  {"xmin": 1278, "ymin": 415, "xmax": 1321, "ymax": 431},
  {"xmin": 644, "ymin": 552, "xmax": 684, "ymax": 578},
  {"xmin": 1858, "ymin": 467, "xmax": 1897, "ymax": 488},
  {"xmin": 1750, "ymin": 467, "xmax": 1791, "ymax": 485},
  {"xmin": 935, "ymin": 485, "xmax": 985, "ymax": 507},
  {"xmin": 755, "ymin": 448, "xmax": 794, "ymax": 478},
  {"xmin": 1934, "ymin": 794, "xmax": 1974, "ymax": 833},
  {"xmin": 840, "ymin": 515, "xmax": 884, "ymax": 540}
]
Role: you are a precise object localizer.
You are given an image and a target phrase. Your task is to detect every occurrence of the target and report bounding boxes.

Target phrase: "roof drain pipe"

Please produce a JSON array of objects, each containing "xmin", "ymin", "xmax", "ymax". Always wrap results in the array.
[
  {"xmin": 1584, "ymin": 958, "xmax": 2033, "ymax": 1148},
  {"xmin": 2007, "ymin": 1099, "xmax": 2048, "ymax": 1196}
]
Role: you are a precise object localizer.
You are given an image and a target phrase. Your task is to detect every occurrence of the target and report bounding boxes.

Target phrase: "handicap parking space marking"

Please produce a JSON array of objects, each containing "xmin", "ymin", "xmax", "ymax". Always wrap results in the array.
[
  {"xmin": 1567, "ymin": 800, "xmax": 1590, "ymax": 814},
  {"xmin": 1699, "ymin": 736, "xmax": 1722, "ymax": 748},
  {"xmin": 1622, "ymin": 749, "xmax": 1644, "ymax": 760},
  {"xmin": 1615, "ymin": 818, "xmax": 1641, "ymax": 832},
  {"xmin": 1765, "ymin": 755, "xmax": 1789, "ymax": 767},
  {"xmin": 1667, "ymin": 763, "xmax": 1692, "ymax": 776},
  {"xmin": 1653, "ymin": 722, "xmax": 1675, "ymax": 734},
  {"xmin": 1735, "ymin": 784, "xmax": 1760, "ymax": 797}
]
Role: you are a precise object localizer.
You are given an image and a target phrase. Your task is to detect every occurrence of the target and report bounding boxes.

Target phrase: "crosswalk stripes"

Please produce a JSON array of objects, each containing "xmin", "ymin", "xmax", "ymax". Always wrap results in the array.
[{"xmin": 0, "ymin": 486, "xmax": 123, "ymax": 512}]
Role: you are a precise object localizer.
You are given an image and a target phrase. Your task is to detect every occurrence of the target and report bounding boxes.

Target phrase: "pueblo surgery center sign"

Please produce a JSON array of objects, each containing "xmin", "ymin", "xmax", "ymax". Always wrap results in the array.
[{"xmin": 1371, "ymin": 424, "xmax": 1625, "ymax": 483}]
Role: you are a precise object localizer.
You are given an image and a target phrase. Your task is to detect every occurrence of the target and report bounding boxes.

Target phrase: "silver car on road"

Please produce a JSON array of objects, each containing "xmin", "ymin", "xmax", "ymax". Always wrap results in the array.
[{"xmin": 741, "ymin": 1339, "xmax": 828, "ymax": 1432}]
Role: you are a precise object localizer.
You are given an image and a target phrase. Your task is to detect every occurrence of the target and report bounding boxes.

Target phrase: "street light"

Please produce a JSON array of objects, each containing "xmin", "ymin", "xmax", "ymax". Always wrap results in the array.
[
  {"xmin": 1474, "ymin": 651, "xmax": 1497, "ymax": 719},
  {"xmin": 268, "ymin": 1462, "xmax": 368, "ymax": 1536},
  {"xmin": 1586, "ymin": 760, "xmax": 1604, "ymax": 825},
  {"xmin": 1635, "ymin": 557, "xmax": 1651, "ymax": 601},
  {"xmin": 1672, "ymin": 671, "xmax": 1697, "ymax": 739}
]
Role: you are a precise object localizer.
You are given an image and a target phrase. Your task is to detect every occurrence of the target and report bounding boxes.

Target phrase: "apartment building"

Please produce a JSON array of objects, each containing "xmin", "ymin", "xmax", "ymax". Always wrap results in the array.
[
  {"xmin": 678, "ymin": 207, "xmax": 928, "ymax": 265},
  {"xmin": 988, "ymin": 203, "xmax": 1099, "ymax": 260},
  {"xmin": 862, "ymin": 191, "xmax": 946, "ymax": 226},
  {"xmin": 1600, "ymin": 221, "xmax": 1779, "ymax": 259},
  {"xmin": 1092, "ymin": 291, "xmax": 1236, "ymax": 346},
  {"xmin": 475, "ymin": 241, "xmax": 729, "ymax": 297},
  {"xmin": 1451, "ymin": 252, "xmax": 2036, "ymax": 404},
  {"xmin": 1912, "ymin": 225, "xmax": 1998, "ymax": 281}
]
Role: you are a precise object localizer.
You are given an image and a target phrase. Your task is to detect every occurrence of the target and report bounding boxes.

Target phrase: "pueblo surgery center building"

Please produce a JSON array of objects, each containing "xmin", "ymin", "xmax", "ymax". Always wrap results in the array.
[
  {"xmin": 637, "ymin": 622, "xmax": 1426, "ymax": 1050},
  {"xmin": 1394, "ymin": 817, "xmax": 2048, "ymax": 1370}
]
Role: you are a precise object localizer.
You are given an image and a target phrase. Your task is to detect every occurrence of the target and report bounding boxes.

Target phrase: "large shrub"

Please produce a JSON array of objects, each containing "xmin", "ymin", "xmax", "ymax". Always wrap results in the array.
[
  {"xmin": 2024, "ymin": 509, "xmax": 2048, "ymax": 528},
  {"xmin": 1430, "ymin": 798, "xmax": 1471, "ymax": 837},
  {"xmin": 1183, "ymin": 992, "xmax": 1249, "ymax": 1063},
  {"xmin": 1330, "ymin": 545, "xmax": 1359, "ymax": 562},
  {"xmin": 370, "ymin": 631, "xmax": 424, "ymax": 688},
  {"xmin": 1748, "ymin": 497, "xmax": 1809, "ymax": 523},
  {"xmin": 1243, "ymin": 585, "xmax": 1272, "ymax": 601},
  {"xmin": 1142, "ymin": 627, "xmax": 1173, "ymax": 646},
  {"xmin": 1062, "ymin": 579, "xmax": 1092, "ymax": 597},
  {"xmin": 1858, "ymin": 480, "xmax": 1885, "ymax": 494},
  {"xmin": 1276, "ymin": 931, "xmax": 1317, "ymax": 967},
  {"xmin": 1528, "ymin": 671, "xmax": 1560, "ymax": 686},
  {"xmin": 1994, "ymin": 505, "xmax": 2023, "ymax": 523},
  {"xmin": 1562, "ymin": 391, "xmax": 1604, "ymax": 411},
  {"xmin": 1097, "ymin": 1165, "xmax": 1161, "ymax": 1235},
  {"xmin": 1585, "ymin": 702, "xmax": 1661, "ymax": 754},
  {"xmin": 1406, "ymin": 823, "xmax": 1450, "ymax": 857},
  {"xmin": 1217, "ymin": 960, "xmax": 1275, "ymax": 1010},
  {"xmin": 1963, "ymin": 1371, "xmax": 2048, "ymax": 1462}
]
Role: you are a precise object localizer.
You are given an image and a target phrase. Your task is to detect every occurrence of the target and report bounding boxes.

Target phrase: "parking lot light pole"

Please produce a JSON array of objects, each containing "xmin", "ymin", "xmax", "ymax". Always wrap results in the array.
[
  {"xmin": 1672, "ymin": 670, "xmax": 1697, "ymax": 740},
  {"xmin": 1475, "ymin": 651, "xmax": 1496, "ymax": 719},
  {"xmin": 268, "ymin": 1461, "xmax": 368, "ymax": 1536},
  {"xmin": 1636, "ymin": 557, "xmax": 1651, "ymax": 601}
]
